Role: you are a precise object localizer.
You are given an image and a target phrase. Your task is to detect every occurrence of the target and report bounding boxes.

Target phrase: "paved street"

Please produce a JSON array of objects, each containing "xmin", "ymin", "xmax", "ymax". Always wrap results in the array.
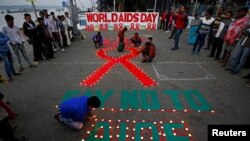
[{"xmin": 0, "ymin": 30, "xmax": 250, "ymax": 141}]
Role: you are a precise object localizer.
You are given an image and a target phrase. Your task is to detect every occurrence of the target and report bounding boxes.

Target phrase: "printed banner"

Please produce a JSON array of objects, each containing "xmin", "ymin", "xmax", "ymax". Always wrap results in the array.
[{"xmin": 83, "ymin": 12, "xmax": 159, "ymax": 31}]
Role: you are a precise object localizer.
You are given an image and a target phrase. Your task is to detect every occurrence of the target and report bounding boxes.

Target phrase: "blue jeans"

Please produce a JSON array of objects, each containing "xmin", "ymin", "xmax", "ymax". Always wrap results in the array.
[
  {"xmin": 192, "ymin": 32, "xmax": 207, "ymax": 53},
  {"xmin": 230, "ymin": 46, "xmax": 250, "ymax": 73},
  {"xmin": 10, "ymin": 43, "xmax": 32, "ymax": 68},
  {"xmin": 0, "ymin": 51, "xmax": 16, "ymax": 78},
  {"xmin": 173, "ymin": 29, "xmax": 183, "ymax": 49}
]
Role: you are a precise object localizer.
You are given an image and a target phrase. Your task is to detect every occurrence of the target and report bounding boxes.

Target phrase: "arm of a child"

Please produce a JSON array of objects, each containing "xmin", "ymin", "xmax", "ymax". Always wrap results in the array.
[
  {"xmin": 136, "ymin": 46, "xmax": 144, "ymax": 54},
  {"xmin": 149, "ymin": 47, "xmax": 155, "ymax": 58}
]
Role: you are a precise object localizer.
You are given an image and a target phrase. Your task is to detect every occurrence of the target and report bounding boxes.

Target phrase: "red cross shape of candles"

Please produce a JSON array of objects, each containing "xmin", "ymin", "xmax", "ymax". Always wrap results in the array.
[{"xmin": 80, "ymin": 46, "xmax": 157, "ymax": 87}]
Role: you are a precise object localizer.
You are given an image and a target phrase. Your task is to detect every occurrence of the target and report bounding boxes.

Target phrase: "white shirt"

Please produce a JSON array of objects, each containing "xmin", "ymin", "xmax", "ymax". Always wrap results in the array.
[
  {"xmin": 1, "ymin": 25, "xmax": 23, "ymax": 44},
  {"xmin": 44, "ymin": 17, "xmax": 51, "ymax": 27},
  {"xmin": 50, "ymin": 17, "xmax": 59, "ymax": 33},
  {"xmin": 199, "ymin": 17, "xmax": 215, "ymax": 34},
  {"xmin": 65, "ymin": 16, "xmax": 72, "ymax": 27},
  {"xmin": 44, "ymin": 17, "xmax": 54, "ymax": 33}
]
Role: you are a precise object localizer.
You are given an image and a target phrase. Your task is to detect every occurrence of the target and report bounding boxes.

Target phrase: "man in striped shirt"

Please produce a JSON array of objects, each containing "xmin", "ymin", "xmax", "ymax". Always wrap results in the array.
[{"xmin": 221, "ymin": 7, "xmax": 250, "ymax": 67}]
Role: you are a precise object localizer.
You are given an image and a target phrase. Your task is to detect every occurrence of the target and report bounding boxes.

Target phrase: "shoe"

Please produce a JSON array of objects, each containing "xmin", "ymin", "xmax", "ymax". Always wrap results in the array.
[
  {"xmin": 54, "ymin": 48, "xmax": 58, "ymax": 52},
  {"xmin": 13, "ymin": 72, "xmax": 22, "ymax": 76},
  {"xmin": 168, "ymin": 37, "xmax": 172, "ymax": 39},
  {"xmin": 29, "ymin": 64, "xmax": 37, "ymax": 68},
  {"xmin": 206, "ymin": 55, "xmax": 213, "ymax": 57},
  {"xmin": 171, "ymin": 48, "xmax": 178, "ymax": 50},
  {"xmin": 54, "ymin": 114, "xmax": 62, "ymax": 123},
  {"xmin": 34, "ymin": 61, "xmax": 39, "ymax": 65},
  {"xmin": 61, "ymin": 48, "xmax": 65, "ymax": 52},
  {"xmin": 244, "ymin": 81, "xmax": 250, "ymax": 87},
  {"xmin": 8, "ymin": 77, "xmax": 13, "ymax": 82},
  {"xmin": 19, "ymin": 67, "xmax": 24, "ymax": 72}
]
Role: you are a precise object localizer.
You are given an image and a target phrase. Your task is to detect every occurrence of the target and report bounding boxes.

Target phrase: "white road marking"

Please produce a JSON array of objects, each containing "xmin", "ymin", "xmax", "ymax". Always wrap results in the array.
[{"xmin": 151, "ymin": 62, "xmax": 216, "ymax": 81}]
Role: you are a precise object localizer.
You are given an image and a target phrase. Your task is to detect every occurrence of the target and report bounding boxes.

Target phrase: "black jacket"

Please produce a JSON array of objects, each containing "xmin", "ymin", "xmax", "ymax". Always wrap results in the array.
[
  {"xmin": 35, "ymin": 24, "xmax": 52, "ymax": 42},
  {"xmin": 23, "ymin": 21, "xmax": 37, "ymax": 40}
]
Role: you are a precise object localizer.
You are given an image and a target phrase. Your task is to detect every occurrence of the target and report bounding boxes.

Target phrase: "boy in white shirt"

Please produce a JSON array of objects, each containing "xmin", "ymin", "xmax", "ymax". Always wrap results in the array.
[{"xmin": 1, "ymin": 15, "xmax": 36, "ymax": 72}]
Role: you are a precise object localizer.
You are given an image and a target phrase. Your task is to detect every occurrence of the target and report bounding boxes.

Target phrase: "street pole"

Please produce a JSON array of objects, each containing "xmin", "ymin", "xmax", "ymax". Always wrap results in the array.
[
  {"xmin": 192, "ymin": 0, "xmax": 198, "ymax": 16},
  {"xmin": 69, "ymin": 0, "xmax": 80, "ymax": 36},
  {"xmin": 114, "ymin": 0, "xmax": 116, "ymax": 12},
  {"xmin": 31, "ymin": 1, "xmax": 38, "ymax": 20},
  {"xmin": 154, "ymin": 0, "xmax": 157, "ymax": 12}
]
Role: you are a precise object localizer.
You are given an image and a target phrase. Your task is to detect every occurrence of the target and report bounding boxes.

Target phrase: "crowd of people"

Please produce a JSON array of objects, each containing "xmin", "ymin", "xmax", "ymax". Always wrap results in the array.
[
  {"xmin": 0, "ymin": 9, "xmax": 76, "ymax": 141},
  {"xmin": 160, "ymin": 6, "xmax": 250, "ymax": 87},
  {"xmin": 0, "ymin": 10, "xmax": 74, "ymax": 83}
]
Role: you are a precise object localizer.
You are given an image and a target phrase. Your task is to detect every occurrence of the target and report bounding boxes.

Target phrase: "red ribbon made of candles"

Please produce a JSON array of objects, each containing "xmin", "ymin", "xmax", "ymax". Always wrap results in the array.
[{"xmin": 81, "ymin": 47, "xmax": 157, "ymax": 87}]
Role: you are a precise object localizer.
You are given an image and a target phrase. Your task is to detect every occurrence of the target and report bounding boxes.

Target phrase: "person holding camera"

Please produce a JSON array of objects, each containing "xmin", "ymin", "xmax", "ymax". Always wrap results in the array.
[{"xmin": 171, "ymin": 6, "xmax": 188, "ymax": 50}]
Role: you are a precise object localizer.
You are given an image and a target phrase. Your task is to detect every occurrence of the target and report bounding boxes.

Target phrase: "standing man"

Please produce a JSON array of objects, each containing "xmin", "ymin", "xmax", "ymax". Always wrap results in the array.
[
  {"xmin": 23, "ymin": 13, "xmax": 43, "ymax": 64},
  {"xmin": 192, "ymin": 9, "xmax": 215, "ymax": 55},
  {"xmin": 208, "ymin": 11, "xmax": 233, "ymax": 60},
  {"xmin": 0, "ymin": 32, "xmax": 21, "ymax": 82},
  {"xmin": 117, "ymin": 27, "xmax": 127, "ymax": 52},
  {"xmin": 160, "ymin": 10, "xmax": 167, "ymax": 30},
  {"xmin": 65, "ymin": 12, "xmax": 73, "ymax": 41},
  {"xmin": 57, "ymin": 16, "xmax": 68, "ymax": 48},
  {"xmin": 221, "ymin": 7, "xmax": 250, "ymax": 67},
  {"xmin": 1, "ymin": 14, "xmax": 36, "ymax": 72},
  {"xmin": 36, "ymin": 18, "xmax": 54, "ymax": 60},
  {"xmin": 171, "ymin": 6, "xmax": 188, "ymax": 50},
  {"xmin": 50, "ymin": 12, "xmax": 64, "ymax": 52},
  {"xmin": 43, "ymin": 10, "xmax": 51, "ymax": 28},
  {"xmin": 227, "ymin": 22, "xmax": 250, "ymax": 74},
  {"xmin": 205, "ymin": 7, "xmax": 225, "ymax": 50}
]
